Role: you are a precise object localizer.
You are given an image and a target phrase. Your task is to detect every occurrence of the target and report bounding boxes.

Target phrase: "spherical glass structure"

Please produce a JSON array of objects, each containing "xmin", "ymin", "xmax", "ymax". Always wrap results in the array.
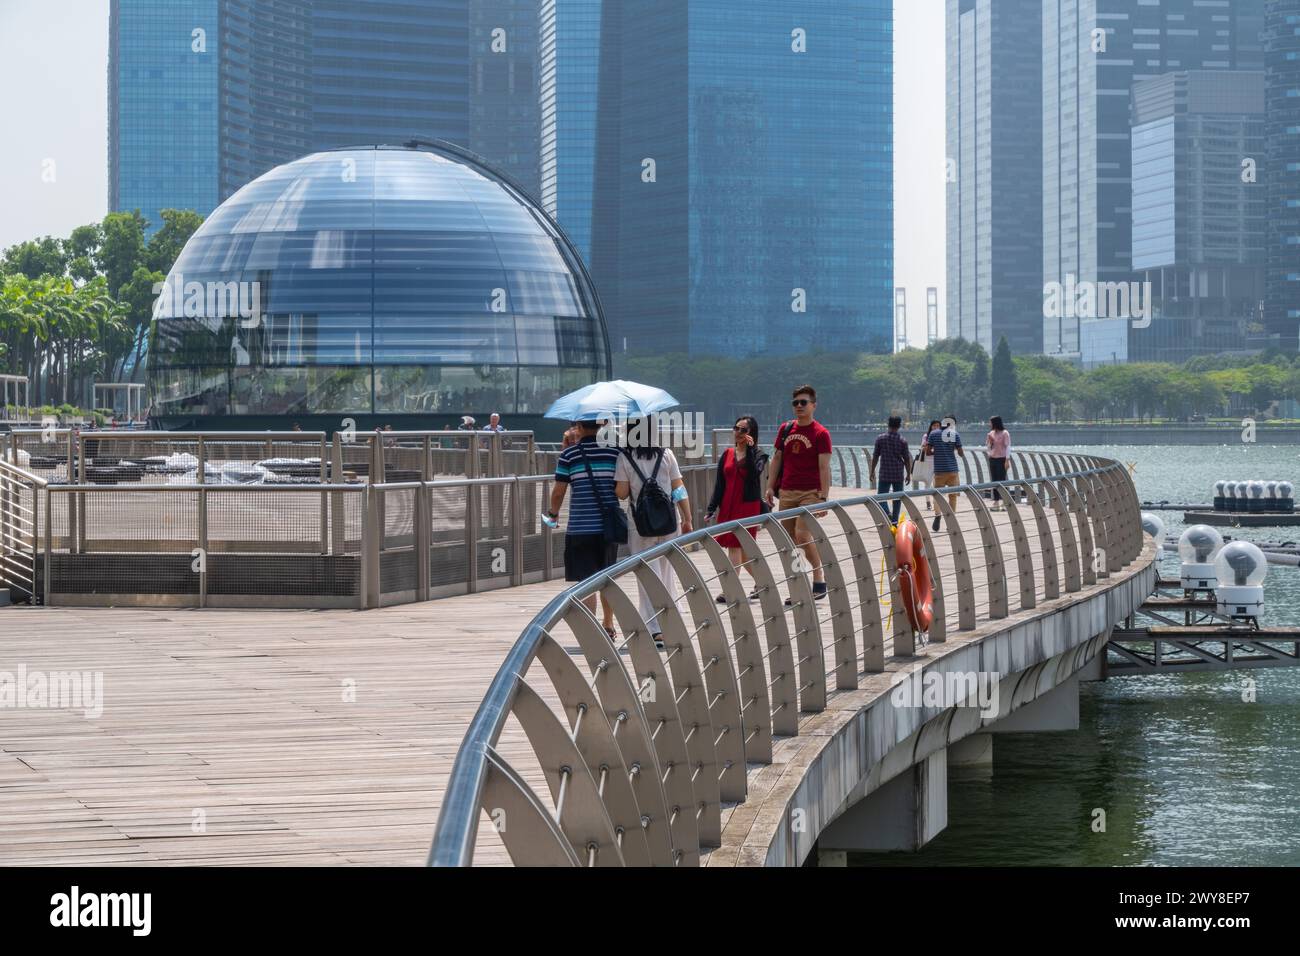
[
  {"xmin": 147, "ymin": 143, "xmax": 610, "ymax": 426},
  {"xmin": 1177, "ymin": 524, "xmax": 1224, "ymax": 565},
  {"xmin": 1215, "ymin": 541, "xmax": 1267, "ymax": 588}
]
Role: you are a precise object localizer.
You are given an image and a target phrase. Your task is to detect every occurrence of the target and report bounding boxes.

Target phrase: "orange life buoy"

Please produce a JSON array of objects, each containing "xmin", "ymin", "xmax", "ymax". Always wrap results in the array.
[{"xmin": 894, "ymin": 518, "xmax": 934, "ymax": 635}]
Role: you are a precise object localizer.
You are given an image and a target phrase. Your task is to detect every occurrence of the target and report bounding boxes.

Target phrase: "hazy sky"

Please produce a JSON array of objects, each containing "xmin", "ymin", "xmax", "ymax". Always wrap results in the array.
[{"xmin": 0, "ymin": 0, "xmax": 946, "ymax": 345}]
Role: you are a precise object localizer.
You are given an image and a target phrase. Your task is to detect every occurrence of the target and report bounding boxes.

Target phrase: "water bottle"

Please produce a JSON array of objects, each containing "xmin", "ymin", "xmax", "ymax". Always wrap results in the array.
[{"xmin": 541, "ymin": 512, "xmax": 560, "ymax": 531}]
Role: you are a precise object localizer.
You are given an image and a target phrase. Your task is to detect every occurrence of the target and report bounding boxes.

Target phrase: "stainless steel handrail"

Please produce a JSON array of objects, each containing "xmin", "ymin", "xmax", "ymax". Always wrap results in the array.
[{"xmin": 428, "ymin": 453, "xmax": 1142, "ymax": 866}]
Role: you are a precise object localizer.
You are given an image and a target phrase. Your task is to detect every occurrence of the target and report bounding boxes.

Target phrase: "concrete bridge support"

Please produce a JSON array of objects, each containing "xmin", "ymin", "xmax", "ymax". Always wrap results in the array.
[{"xmin": 817, "ymin": 749, "xmax": 948, "ymax": 862}]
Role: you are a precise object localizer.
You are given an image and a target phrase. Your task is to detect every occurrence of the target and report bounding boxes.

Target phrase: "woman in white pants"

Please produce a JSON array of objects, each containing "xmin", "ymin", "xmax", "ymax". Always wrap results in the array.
[
  {"xmin": 615, "ymin": 434, "xmax": 693, "ymax": 651},
  {"xmin": 911, "ymin": 419, "xmax": 940, "ymax": 510}
]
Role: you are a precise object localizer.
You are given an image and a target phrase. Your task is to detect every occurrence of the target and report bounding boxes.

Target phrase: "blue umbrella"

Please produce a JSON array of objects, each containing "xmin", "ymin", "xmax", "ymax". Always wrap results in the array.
[{"xmin": 544, "ymin": 379, "xmax": 679, "ymax": 421}]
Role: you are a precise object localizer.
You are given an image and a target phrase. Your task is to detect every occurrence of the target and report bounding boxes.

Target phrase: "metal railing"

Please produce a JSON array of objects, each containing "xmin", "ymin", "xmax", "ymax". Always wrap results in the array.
[
  {"xmin": 0, "ymin": 453, "xmax": 718, "ymax": 610},
  {"xmin": 0, "ymin": 458, "xmax": 45, "ymax": 603},
  {"xmin": 428, "ymin": 453, "xmax": 1145, "ymax": 866}
]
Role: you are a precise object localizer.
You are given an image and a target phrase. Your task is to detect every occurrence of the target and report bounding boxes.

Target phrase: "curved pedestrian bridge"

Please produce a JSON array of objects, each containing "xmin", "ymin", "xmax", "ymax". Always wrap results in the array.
[{"xmin": 0, "ymin": 452, "xmax": 1152, "ymax": 866}]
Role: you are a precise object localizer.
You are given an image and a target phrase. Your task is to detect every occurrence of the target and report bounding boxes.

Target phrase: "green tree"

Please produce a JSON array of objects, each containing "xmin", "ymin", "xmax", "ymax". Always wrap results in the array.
[{"xmin": 990, "ymin": 336, "xmax": 1018, "ymax": 419}]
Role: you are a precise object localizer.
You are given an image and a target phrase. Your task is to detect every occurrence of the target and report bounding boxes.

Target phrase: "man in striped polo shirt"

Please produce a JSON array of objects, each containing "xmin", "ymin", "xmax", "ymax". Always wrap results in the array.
[{"xmin": 546, "ymin": 419, "xmax": 621, "ymax": 635}]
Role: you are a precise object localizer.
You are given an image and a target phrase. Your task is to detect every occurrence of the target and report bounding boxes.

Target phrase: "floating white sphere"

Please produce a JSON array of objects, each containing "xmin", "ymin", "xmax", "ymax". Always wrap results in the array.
[
  {"xmin": 1213, "ymin": 480, "xmax": 1226, "ymax": 496},
  {"xmin": 1215, "ymin": 540, "xmax": 1267, "ymax": 620},
  {"xmin": 1140, "ymin": 512, "xmax": 1166, "ymax": 553},
  {"xmin": 1178, "ymin": 524, "xmax": 1224, "ymax": 590},
  {"xmin": 1224, "ymin": 481, "xmax": 1238, "ymax": 498},
  {"xmin": 1265, "ymin": 480, "xmax": 1279, "ymax": 498},
  {"xmin": 1248, "ymin": 480, "xmax": 1266, "ymax": 499},
  {"xmin": 1280, "ymin": 481, "xmax": 1294, "ymax": 499}
]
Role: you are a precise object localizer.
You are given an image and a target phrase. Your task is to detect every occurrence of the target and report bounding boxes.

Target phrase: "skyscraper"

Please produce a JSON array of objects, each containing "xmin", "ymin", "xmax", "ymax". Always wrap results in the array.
[
  {"xmin": 538, "ymin": 0, "xmax": 606, "ymax": 262},
  {"xmin": 1129, "ymin": 71, "xmax": 1267, "ymax": 363},
  {"xmin": 469, "ymin": 0, "xmax": 541, "ymax": 198},
  {"xmin": 109, "ymin": 0, "xmax": 471, "ymax": 231},
  {"xmin": 1265, "ymin": 0, "xmax": 1300, "ymax": 343},
  {"xmin": 590, "ymin": 0, "xmax": 894, "ymax": 357},
  {"xmin": 1041, "ymin": 0, "xmax": 1265, "ymax": 365},
  {"xmin": 946, "ymin": 0, "xmax": 1044, "ymax": 356}
]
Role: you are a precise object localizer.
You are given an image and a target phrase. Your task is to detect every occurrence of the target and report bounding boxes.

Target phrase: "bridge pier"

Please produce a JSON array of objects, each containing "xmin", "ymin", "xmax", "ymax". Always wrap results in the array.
[
  {"xmin": 987, "ymin": 675, "xmax": 1080, "ymax": 733},
  {"xmin": 817, "ymin": 749, "xmax": 948, "ymax": 856}
]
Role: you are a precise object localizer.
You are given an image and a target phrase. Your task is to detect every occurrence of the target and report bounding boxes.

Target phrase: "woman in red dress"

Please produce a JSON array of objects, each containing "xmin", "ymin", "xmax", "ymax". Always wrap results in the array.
[{"xmin": 705, "ymin": 416, "xmax": 769, "ymax": 603}]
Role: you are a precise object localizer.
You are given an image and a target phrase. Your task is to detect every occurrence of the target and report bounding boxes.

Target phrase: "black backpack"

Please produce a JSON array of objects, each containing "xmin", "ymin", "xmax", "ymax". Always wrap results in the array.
[{"xmin": 621, "ymin": 449, "xmax": 678, "ymax": 537}]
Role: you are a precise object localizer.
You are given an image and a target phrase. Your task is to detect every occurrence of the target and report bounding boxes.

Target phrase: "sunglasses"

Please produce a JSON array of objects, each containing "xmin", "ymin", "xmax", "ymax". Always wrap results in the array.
[
  {"xmin": 791, "ymin": 398, "xmax": 812, "ymax": 407},
  {"xmin": 733, "ymin": 424, "xmax": 749, "ymax": 431}
]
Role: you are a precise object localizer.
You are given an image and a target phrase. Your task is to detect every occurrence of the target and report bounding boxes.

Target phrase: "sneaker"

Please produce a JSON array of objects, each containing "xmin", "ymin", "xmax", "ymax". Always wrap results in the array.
[
  {"xmin": 748, "ymin": 588, "xmax": 762, "ymax": 601},
  {"xmin": 715, "ymin": 593, "xmax": 728, "ymax": 604},
  {"xmin": 931, "ymin": 516, "xmax": 941, "ymax": 533},
  {"xmin": 652, "ymin": 633, "xmax": 665, "ymax": 650},
  {"xmin": 812, "ymin": 581, "xmax": 828, "ymax": 601}
]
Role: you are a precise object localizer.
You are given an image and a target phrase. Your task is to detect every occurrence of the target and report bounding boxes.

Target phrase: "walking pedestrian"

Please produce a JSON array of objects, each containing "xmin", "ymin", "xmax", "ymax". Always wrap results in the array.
[
  {"xmin": 615, "ymin": 423, "xmax": 692, "ymax": 650},
  {"xmin": 925, "ymin": 417, "xmax": 965, "ymax": 533},
  {"xmin": 986, "ymin": 416, "xmax": 1010, "ymax": 510},
  {"xmin": 913, "ymin": 419, "xmax": 940, "ymax": 511},
  {"xmin": 869, "ymin": 415, "xmax": 912, "ymax": 524},
  {"xmin": 545, "ymin": 419, "xmax": 622, "ymax": 639},
  {"xmin": 705, "ymin": 416, "xmax": 768, "ymax": 603},
  {"xmin": 765, "ymin": 385, "xmax": 832, "ymax": 604}
]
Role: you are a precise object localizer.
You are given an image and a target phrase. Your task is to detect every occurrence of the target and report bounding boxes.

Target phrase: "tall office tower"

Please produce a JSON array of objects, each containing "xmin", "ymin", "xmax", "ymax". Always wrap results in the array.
[
  {"xmin": 469, "ymin": 0, "xmax": 541, "ymax": 198},
  {"xmin": 1130, "ymin": 71, "xmax": 1267, "ymax": 363},
  {"xmin": 1041, "ymin": 0, "xmax": 1266, "ymax": 366},
  {"xmin": 109, "ymin": 0, "xmax": 222, "ymax": 228},
  {"xmin": 1265, "ymin": 0, "xmax": 1300, "ymax": 343},
  {"xmin": 219, "ymin": 0, "xmax": 311, "ymax": 199},
  {"xmin": 308, "ymin": 1, "xmax": 468, "ymax": 152},
  {"xmin": 946, "ymin": 0, "xmax": 1044, "ymax": 357},
  {"xmin": 538, "ymin": 0, "xmax": 606, "ymax": 262},
  {"xmin": 110, "ymin": 0, "xmax": 471, "ymax": 230},
  {"xmin": 591, "ymin": 0, "xmax": 893, "ymax": 357}
]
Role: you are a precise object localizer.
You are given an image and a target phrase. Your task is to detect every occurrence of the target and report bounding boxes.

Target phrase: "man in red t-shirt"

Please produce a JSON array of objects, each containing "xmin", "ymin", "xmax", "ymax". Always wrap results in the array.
[{"xmin": 765, "ymin": 384, "xmax": 832, "ymax": 601}]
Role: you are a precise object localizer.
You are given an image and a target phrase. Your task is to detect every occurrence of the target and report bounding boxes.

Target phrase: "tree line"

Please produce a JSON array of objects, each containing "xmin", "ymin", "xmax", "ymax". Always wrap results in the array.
[
  {"xmin": 619, "ymin": 337, "xmax": 1300, "ymax": 425},
  {"xmin": 0, "ymin": 209, "xmax": 203, "ymax": 409}
]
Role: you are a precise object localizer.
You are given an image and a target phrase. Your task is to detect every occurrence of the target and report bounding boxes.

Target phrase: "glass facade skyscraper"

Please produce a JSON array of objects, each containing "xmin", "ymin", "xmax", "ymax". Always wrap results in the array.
[
  {"xmin": 309, "ymin": 1, "xmax": 468, "ymax": 152},
  {"xmin": 538, "ymin": 0, "xmax": 605, "ymax": 262},
  {"xmin": 946, "ymin": 0, "xmax": 1044, "ymax": 356},
  {"xmin": 1041, "ymin": 0, "xmax": 1266, "ymax": 365},
  {"xmin": 1130, "ymin": 71, "xmax": 1267, "ymax": 363},
  {"xmin": 1265, "ymin": 0, "xmax": 1300, "ymax": 341},
  {"xmin": 587, "ymin": 0, "xmax": 893, "ymax": 358},
  {"xmin": 469, "ymin": 0, "xmax": 542, "ymax": 198},
  {"xmin": 110, "ymin": 0, "xmax": 473, "ymax": 231},
  {"xmin": 109, "ymin": 0, "xmax": 221, "ymax": 230}
]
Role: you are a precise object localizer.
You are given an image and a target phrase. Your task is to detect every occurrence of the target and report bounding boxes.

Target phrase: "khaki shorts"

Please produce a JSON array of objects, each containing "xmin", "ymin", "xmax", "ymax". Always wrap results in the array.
[
  {"xmin": 933, "ymin": 471, "xmax": 960, "ymax": 488},
  {"xmin": 778, "ymin": 488, "xmax": 824, "ymax": 538}
]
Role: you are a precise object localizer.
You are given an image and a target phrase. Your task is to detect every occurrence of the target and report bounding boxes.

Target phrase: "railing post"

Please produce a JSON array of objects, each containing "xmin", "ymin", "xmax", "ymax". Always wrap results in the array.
[
  {"xmin": 319, "ymin": 435, "xmax": 328, "ymax": 555},
  {"xmin": 416, "ymin": 481, "xmax": 431, "ymax": 601},
  {"xmin": 541, "ymin": 478, "xmax": 555, "ymax": 581},
  {"xmin": 331, "ymin": 435, "xmax": 346, "ymax": 555},
  {"xmin": 510, "ymin": 478, "xmax": 524, "ymax": 587},
  {"xmin": 364, "ymin": 484, "xmax": 381, "ymax": 608},
  {"xmin": 43, "ymin": 485, "xmax": 52, "ymax": 607},
  {"xmin": 69, "ymin": 431, "xmax": 80, "ymax": 554},
  {"xmin": 198, "ymin": 486, "xmax": 208, "ymax": 609},
  {"xmin": 465, "ymin": 481, "xmax": 480, "ymax": 593}
]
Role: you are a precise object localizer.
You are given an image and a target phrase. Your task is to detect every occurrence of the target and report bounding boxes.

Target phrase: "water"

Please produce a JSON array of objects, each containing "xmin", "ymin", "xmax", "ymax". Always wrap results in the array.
[{"xmin": 857, "ymin": 443, "xmax": 1300, "ymax": 866}]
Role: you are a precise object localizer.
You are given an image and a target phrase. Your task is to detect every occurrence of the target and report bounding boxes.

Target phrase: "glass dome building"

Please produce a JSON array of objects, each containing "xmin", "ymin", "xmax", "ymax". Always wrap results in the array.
[{"xmin": 147, "ymin": 142, "xmax": 611, "ymax": 429}]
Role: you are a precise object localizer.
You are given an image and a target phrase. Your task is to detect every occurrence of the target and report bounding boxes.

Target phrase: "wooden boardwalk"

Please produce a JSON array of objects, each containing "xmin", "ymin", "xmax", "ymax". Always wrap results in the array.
[{"xmin": 0, "ymin": 485, "xmax": 1050, "ymax": 866}]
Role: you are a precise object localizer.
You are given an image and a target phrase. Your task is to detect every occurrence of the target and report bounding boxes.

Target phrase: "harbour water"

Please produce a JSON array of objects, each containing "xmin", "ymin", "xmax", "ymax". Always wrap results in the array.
[{"xmin": 857, "ymin": 442, "xmax": 1300, "ymax": 866}]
